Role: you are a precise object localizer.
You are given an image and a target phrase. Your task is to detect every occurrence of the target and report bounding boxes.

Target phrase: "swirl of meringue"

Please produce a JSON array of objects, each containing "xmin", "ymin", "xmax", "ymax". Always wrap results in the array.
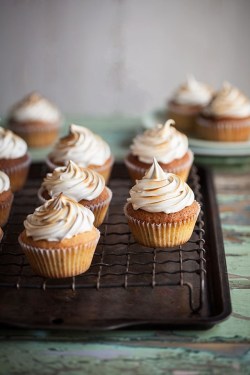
[
  {"xmin": 131, "ymin": 120, "xmax": 188, "ymax": 164},
  {"xmin": 171, "ymin": 75, "xmax": 213, "ymax": 106},
  {"xmin": 48, "ymin": 124, "xmax": 111, "ymax": 167},
  {"xmin": 203, "ymin": 82, "xmax": 250, "ymax": 118},
  {"xmin": 0, "ymin": 171, "xmax": 10, "ymax": 193},
  {"xmin": 128, "ymin": 158, "xmax": 194, "ymax": 214},
  {"xmin": 24, "ymin": 193, "xmax": 95, "ymax": 241},
  {"xmin": 0, "ymin": 127, "xmax": 27, "ymax": 159},
  {"xmin": 42, "ymin": 160, "xmax": 105, "ymax": 201}
]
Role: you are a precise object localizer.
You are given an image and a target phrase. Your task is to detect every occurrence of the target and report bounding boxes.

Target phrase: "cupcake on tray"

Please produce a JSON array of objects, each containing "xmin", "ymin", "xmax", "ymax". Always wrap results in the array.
[
  {"xmin": 7, "ymin": 92, "xmax": 61, "ymax": 148},
  {"xmin": 0, "ymin": 127, "xmax": 31, "ymax": 192},
  {"xmin": 167, "ymin": 75, "xmax": 213, "ymax": 133},
  {"xmin": 38, "ymin": 160, "xmax": 112, "ymax": 227},
  {"xmin": 47, "ymin": 124, "xmax": 114, "ymax": 183},
  {"xmin": 124, "ymin": 119, "xmax": 193, "ymax": 182},
  {"xmin": 196, "ymin": 82, "xmax": 250, "ymax": 141},
  {"xmin": 124, "ymin": 158, "xmax": 200, "ymax": 248},
  {"xmin": 0, "ymin": 171, "xmax": 14, "ymax": 227},
  {"xmin": 18, "ymin": 193, "xmax": 100, "ymax": 278}
]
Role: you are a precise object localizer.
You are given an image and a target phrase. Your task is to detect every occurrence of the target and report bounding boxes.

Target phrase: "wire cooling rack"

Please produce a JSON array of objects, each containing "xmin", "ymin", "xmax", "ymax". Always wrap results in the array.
[{"xmin": 0, "ymin": 163, "xmax": 231, "ymax": 329}]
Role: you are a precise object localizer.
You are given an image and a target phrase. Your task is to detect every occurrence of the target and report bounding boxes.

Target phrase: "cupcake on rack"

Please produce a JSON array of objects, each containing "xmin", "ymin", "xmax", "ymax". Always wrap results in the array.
[
  {"xmin": 0, "ymin": 127, "xmax": 31, "ymax": 192},
  {"xmin": 38, "ymin": 160, "xmax": 112, "ymax": 227},
  {"xmin": 196, "ymin": 82, "xmax": 250, "ymax": 141},
  {"xmin": 124, "ymin": 158, "xmax": 200, "ymax": 248},
  {"xmin": 18, "ymin": 193, "xmax": 100, "ymax": 278},
  {"xmin": 167, "ymin": 75, "xmax": 213, "ymax": 133},
  {"xmin": 124, "ymin": 119, "xmax": 193, "ymax": 182},
  {"xmin": 0, "ymin": 171, "xmax": 14, "ymax": 227},
  {"xmin": 7, "ymin": 92, "xmax": 61, "ymax": 148},
  {"xmin": 46, "ymin": 124, "xmax": 114, "ymax": 183}
]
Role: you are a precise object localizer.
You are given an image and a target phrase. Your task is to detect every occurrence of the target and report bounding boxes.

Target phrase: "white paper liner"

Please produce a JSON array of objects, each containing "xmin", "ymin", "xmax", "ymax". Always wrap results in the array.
[
  {"xmin": 124, "ymin": 150, "xmax": 193, "ymax": 181},
  {"xmin": 1, "ymin": 153, "xmax": 31, "ymax": 192},
  {"xmin": 196, "ymin": 116, "xmax": 250, "ymax": 141},
  {"xmin": 9, "ymin": 121, "xmax": 60, "ymax": 133},
  {"xmin": 124, "ymin": 203, "xmax": 199, "ymax": 248},
  {"xmin": 197, "ymin": 116, "xmax": 250, "ymax": 129},
  {"xmin": 0, "ymin": 193, "xmax": 14, "ymax": 226},
  {"xmin": 19, "ymin": 233, "xmax": 100, "ymax": 278}
]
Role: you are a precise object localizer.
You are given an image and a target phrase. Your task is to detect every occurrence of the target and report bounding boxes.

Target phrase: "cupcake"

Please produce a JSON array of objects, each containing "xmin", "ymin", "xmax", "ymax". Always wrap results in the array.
[
  {"xmin": 124, "ymin": 159, "xmax": 200, "ymax": 248},
  {"xmin": 167, "ymin": 75, "xmax": 213, "ymax": 133},
  {"xmin": 38, "ymin": 160, "xmax": 112, "ymax": 227},
  {"xmin": 47, "ymin": 124, "xmax": 114, "ymax": 183},
  {"xmin": 0, "ymin": 171, "xmax": 14, "ymax": 227},
  {"xmin": 0, "ymin": 127, "xmax": 31, "ymax": 192},
  {"xmin": 196, "ymin": 82, "xmax": 250, "ymax": 141},
  {"xmin": 0, "ymin": 227, "xmax": 3, "ymax": 242},
  {"xmin": 18, "ymin": 193, "xmax": 100, "ymax": 278},
  {"xmin": 7, "ymin": 92, "xmax": 61, "ymax": 148},
  {"xmin": 124, "ymin": 119, "xmax": 193, "ymax": 182}
]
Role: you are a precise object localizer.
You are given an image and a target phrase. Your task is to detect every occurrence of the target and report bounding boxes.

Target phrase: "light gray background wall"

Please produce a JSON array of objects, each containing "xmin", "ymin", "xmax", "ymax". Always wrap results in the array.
[{"xmin": 0, "ymin": 0, "xmax": 249, "ymax": 116}]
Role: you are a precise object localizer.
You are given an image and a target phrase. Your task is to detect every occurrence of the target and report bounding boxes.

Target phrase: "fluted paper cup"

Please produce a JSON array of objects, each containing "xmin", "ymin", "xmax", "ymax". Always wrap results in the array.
[
  {"xmin": 0, "ymin": 153, "xmax": 31, "ymax": 192},
  {"xmin": 19, "ymin": 230, "xmax": 100, "ymax": 278},
  {"xmin": 196, "ymin": 116, "xmax": 250, "ymax": 142},
  {"xmin": 0, "ymin": 192, "xmax": 14, "ymax": 227},
  {"xmin": 124, "ymin": 150, "xmax": 193, "ymax": 183},
  {"xmin": 124, "ymin": 203, "xmax": 199, "ymax": 248}
]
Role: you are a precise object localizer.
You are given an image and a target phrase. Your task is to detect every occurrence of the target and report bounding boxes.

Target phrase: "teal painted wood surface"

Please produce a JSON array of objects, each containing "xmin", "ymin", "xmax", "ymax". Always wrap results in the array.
[{"xmin": 0, "ymin": 117, "xmax": 249, "ymax": 374}]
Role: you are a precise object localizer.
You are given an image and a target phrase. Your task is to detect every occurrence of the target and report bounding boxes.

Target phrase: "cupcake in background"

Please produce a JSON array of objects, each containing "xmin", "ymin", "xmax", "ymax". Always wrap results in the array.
[
  {"xmin": 19, "ymin": 193, "xmax": 100, "ymax": 278},
  {"xmin": 7, "ymin": 92, "xmax": 61, "ymax": 148},
  {"xmin": 0, "ymin": 127, "xmax": 31, "ymax": 192},
  {"xmin": 47, "ymin": 124, "xmax": 114, "ymax": 183},
  {"xmin": 38, "ymin": 160, "xmax": 112, "ymax": 227},
  {"xmin": 167, "ymin": 75, "xmax": 213, "ymax": 134},
  {"xmin": 124, "ymin": 119, "xmax": 193, "ymax": 182},
  {"xmin": 196, "ymin": 82, "xmax": 250, "ymax": 141},
  {"xmin": 124, "ymin": 158, "xmax": 200, "ymax": 248},
  {"xmin": 0, "ymin": 171, "xmax": 13, "ymax": 227}
]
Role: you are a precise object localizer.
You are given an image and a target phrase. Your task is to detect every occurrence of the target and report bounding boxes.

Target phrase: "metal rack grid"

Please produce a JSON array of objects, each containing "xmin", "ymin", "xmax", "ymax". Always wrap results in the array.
[{"xmin": 0, "ymin": 164, "xmax": 206, "ymax": 315}]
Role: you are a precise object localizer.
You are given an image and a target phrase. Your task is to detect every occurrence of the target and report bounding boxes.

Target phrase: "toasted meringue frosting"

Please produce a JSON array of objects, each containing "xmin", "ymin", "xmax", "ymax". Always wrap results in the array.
[
  {"xmin": 0, "ymin": 127, "xmax": 27, "ymax": 159},
  {"xmin": 0, "ymin": 171, "xmax": 10, "ymax": 193},
  {"xmin": 128, "ymin": 158, "xmax": 194, "ymax": 213},
  {"xmin": 42, "ymin": 160, "xmax": 105, "ymax": 201},
  {"xmin": 24, "ymin": 193, "xmax": 95, "ymax": 241},
  {"xmin": 48, "ymin": 124, "xmax": 111, "ymax": 167},
  {"xmin": 171, "ymin": 75, "xmax": 213, "ymax": 106},
  {"xmin": 202, "ymin": 82, "xmax": 250, "ymax": 118},
  {"xmin": 131, "ymin": 120, "xmax": 189, "ymax": 164},
  {"xmin": 9, "ymin": 92, "xmax": 61, "ymax": 123}
]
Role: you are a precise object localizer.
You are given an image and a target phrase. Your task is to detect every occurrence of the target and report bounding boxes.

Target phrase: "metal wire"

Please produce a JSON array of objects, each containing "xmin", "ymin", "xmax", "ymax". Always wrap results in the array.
[{"xmin": 0, "ymin": 164, "xmax": 206, "ymax": 313}]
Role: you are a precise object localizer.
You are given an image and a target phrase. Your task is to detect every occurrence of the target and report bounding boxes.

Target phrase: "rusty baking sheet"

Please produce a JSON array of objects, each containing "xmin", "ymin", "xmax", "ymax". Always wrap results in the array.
[{"xmin": 0, "ymin": 163, "xmax": 231, "ymax": 329}]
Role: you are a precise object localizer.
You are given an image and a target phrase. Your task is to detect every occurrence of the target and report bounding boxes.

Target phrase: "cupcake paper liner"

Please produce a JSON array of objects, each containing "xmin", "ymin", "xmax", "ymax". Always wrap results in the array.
[
  {"xmin": 84, "ymin": 187, "xmax": 112, "ymax": 227},
  {"xmin": 0, "ymin": 193, "xmax": 14, "ymax": 227},
  {"xmin": 124, "ymin": 150, "xmax": 193, "ymax": 183},
  {"xmin": 19, "ymin": 234, "xmax": 100, "ymax": 278},
  {"xmin": 196, "ymin": 116, "xmax": 250, "ymax": 142},
  {"xmin": 124, "ymin": 203, "xmax": 199, "ymax": 248},
  {"xmin": 1, "ymin": 153, "xmax": 31, "ymax": 192}
]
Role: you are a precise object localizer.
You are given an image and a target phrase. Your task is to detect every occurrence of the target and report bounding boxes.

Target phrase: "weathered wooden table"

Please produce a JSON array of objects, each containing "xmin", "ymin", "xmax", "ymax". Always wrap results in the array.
[{"xmin": 0, "ymin": 118, "xmax": 249, "ymax": 374}]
